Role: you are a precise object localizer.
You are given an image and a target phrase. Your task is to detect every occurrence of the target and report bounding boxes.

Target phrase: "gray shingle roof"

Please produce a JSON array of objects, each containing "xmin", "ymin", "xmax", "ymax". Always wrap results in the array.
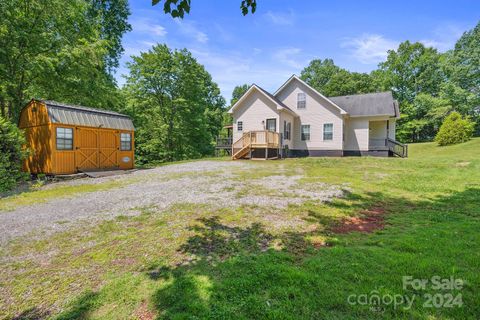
[
  {"xmin": 41, "ymin": 100, "xmax": 135, "ymax": 131},
  {"xmin": 328, "ymin": 91, "xmax": 398, "ymax": 117}
]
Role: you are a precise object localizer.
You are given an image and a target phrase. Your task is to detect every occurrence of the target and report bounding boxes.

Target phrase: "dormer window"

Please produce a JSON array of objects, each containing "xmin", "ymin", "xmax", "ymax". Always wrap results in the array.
[{"xmin": 297, "ymin": 92, "xmax": 306, "ymax": 109}]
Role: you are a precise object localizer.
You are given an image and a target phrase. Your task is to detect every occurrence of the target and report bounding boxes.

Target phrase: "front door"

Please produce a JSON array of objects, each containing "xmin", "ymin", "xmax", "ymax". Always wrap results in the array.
[{"xmin": 266, "ymin": 118, "xmax": 276, "ymax": 132}]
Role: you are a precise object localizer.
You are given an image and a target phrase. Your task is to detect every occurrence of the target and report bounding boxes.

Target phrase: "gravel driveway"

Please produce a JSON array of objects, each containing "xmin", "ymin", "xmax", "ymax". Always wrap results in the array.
[{"xmin": 0, "ymin": 161, "xmax": 344, "ymax": 245}]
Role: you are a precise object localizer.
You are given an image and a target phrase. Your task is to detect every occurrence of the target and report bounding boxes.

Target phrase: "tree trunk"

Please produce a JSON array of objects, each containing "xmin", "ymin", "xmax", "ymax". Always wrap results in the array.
[{"xmin": 0, "ymin": 97, "xmax": 5, "ymax": 118}]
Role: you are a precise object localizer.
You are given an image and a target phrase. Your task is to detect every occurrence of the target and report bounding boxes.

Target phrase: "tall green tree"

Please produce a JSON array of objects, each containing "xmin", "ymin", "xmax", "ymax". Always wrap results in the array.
[
  {"xmin": 88, "ymin": 0, "xmax": 132, "ymax": 73},
  {"xmin": 442, "ymin": 21, "xmax": 480, "ymax": 134},
  {"xmin": 123, "ymin": 44, "xmax": 225, "ymax": 163},
  {"xmin": 379, "ymin": 41, "xmax": 444, "ymax": 104},
  {"xmin": 300, "ymin": 59, "xmax": 376, "ymax": 96},
  {"xmin": 0, "ymin": 0, "xmax": 130, "ymax": 121},
  {"xmin": 230, "ymin": 84, "xmax": 250, "ymax": 106}
]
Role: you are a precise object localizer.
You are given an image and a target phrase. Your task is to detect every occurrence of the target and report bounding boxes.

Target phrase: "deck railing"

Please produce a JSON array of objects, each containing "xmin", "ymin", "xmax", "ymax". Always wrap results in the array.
[
  {"xmin": 232, "ymin": 131, "xmax": 281, "ymax": 159},
  {"xmin": 387, "ymin": 138, "xmax": 408, "ymax": 158},
  {"xmin": 216, "ymin": 137, "xmax": 232, "ymax": 148}
]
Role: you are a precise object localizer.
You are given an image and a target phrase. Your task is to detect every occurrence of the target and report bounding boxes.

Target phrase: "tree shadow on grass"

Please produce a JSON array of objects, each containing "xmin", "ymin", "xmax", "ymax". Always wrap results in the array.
[
  {"xmin": 148, "ymin": 188, "xmax": 480, "ymax": 319},
  {"xmin": 11, "ymin": 307, "xmax": 50, "ymax": 320},
  {"xmin": 51, "ymin": 292, "xmax": 98, "ymax": 320}
]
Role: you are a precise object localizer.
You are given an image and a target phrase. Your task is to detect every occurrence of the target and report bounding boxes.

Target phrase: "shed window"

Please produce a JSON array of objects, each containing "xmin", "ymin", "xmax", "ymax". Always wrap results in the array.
[
  {"xmin": 301, "ymin": 125, "xmax": 310, "ymax": 141},
  {"xmin": 56, "ymin": 127, "xmax": 73, "ymax": 150},
  {"xmin": 237, "ymin": 121, "xmax": 243, "ymax": 131},
  {"xmin": 323, "ymin": 123, "xmax": 333, "ymax": 140},
  {"xmin": 120, "ymin": 133, "xmax": 132, "ymax": 151},
  {"xmin": 297, "ymin": 93, "xmax": 306, "ymax": 109}
]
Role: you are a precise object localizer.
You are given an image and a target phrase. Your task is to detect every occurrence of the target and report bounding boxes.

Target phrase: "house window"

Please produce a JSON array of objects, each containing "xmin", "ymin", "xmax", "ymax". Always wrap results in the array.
[
  {"xmin": 237, "ymin": 121, "xmax": 243, "ymax": 131},
  {"xmin": 120, "ymin": 133, "xmax": 132, "ymax": 151},
  {"xmin": 287, "ymin": 122, "xmax": 291, "ymax": 140},
  {"xmin": 56, "ymin": 127, "xmax": 73, "ymax": 150},
  {"xmin": 301, "ymin": 125, "xmax": 310, "ymax": 141},
  {"xmin": 323, "ymin": 123, "xmax": 333, "ymax": 140},
  {"xmin": 297, "ymin": 92, "xmax": 306, "ymax": 109}
]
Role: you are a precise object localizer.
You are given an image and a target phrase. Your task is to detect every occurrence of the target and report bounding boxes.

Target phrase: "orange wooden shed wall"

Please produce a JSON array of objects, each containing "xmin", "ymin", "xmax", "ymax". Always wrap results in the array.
[{"xmin": 18, "ymin": 100, "xmax": 135, "ymax": 175}]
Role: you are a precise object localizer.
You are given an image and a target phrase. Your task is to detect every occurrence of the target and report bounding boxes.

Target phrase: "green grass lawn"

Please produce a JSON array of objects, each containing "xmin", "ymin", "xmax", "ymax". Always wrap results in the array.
[{"xmin": 1, "ymin": 139, "xmax": 480, "ymax": 319}]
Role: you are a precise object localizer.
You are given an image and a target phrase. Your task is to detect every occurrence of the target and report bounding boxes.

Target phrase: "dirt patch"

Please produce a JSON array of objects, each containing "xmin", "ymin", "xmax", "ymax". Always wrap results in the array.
[
  {"xmin": 331, "ymin": 206, "xmax": 386, "ymax": 234},
  {"xmin": 134, "ymin": 301, "xmax": 156, "ymax": 320},
  {"xmin": 455, "ymin": 161, "xmax": 471, "ymax": 167}
]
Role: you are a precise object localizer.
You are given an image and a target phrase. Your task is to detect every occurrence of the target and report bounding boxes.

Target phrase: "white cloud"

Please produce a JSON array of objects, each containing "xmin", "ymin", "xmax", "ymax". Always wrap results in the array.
[
  {"xmin": 131, "ymin": 19, "xmax": 167, "ymax": 37},
  {"xmin": 342, "ymin": 34, "xmax": 399, "ymax": 64},
  {"xmin": 253, "ymin": 48, "xmax": 262, "ymax": 55},
  {"xmin": 175, "ymin": 20, "xmax": 208, "ymax": 43},
  {"xmin": 273, "ymin": 47, "xmax": 303, "ymax": 68},
  {"xmin": 420, "ymin": 24, "xmax": 464, "ymax": 52},
  {"xmin": 264, "ymin": 10, "xmax": 295, "ymax": 26},
  {"xmin": 188, "ymin": 48, "xmax": 295, "ymax": 101}
]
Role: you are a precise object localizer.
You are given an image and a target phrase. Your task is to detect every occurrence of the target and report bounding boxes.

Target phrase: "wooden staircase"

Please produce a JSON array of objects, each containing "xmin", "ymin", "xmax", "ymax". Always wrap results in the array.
[{"xmin": 232, "ymin": 131, "xmax": 281, "ymax": 160}]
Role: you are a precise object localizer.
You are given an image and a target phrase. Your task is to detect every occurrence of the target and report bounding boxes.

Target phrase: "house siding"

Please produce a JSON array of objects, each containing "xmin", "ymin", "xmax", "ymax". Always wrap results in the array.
[
  {"xmin": 275, "ymin": 79, "xmax": 343, "ymax": 151},
  {"xmin": 344, "ymin": 118, "xmax": 369, "ymax": 151},
  {"xmin": 232, "ymin": 89, "xmax": 279, "ymax": 143}
]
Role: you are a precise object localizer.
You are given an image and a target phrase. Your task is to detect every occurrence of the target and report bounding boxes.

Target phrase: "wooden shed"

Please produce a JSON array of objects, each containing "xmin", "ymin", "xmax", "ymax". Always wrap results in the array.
[{"xmin": 19, "ymin": 99, "xmax": 135, "ymax": 175}]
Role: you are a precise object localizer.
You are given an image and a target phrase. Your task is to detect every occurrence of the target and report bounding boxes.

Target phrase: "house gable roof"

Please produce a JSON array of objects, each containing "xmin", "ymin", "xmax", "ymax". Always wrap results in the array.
[
  {"xmin": 273, "ymin": 75, "xmax": 348, "ymax": 115},
  {"xmin": 227, "ymin": 84, "xmax": 297, "ymax": 116},
  {"xmin": 36, "ymin": 99, "xmax": 135, "ymax": 131},
  {"xmin": 328, "ymin": 92, "xmax": 399, "ymax": 118}
]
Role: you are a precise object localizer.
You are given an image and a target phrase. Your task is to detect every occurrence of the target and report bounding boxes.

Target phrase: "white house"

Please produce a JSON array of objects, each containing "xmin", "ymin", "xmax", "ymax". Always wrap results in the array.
[{"xmin": 227, "ymin": 75, "xmax": 406, "ymax": 159}]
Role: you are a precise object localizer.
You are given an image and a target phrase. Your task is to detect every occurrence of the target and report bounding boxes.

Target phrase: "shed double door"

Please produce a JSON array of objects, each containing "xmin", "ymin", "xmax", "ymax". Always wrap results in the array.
[{"xmin": 75, "ymin": 128, "xmax": 119, "ymax": 171}]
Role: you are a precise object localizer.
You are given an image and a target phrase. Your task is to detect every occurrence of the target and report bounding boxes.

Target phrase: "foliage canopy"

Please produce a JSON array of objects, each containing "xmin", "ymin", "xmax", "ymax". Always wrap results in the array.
[
  {"xmin": 122, "ymin": 44, "xmax": 226, "ymax": 164},
  {"xmin": 0, "ymin": 116, "xmax": 26, "ymax": 192}
]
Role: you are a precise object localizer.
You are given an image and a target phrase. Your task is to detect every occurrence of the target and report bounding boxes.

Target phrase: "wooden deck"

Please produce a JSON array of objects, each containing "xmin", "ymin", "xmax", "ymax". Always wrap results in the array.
[{"xmin": 232, "ymin": 131, "xmax": 281, "ymax": 160}]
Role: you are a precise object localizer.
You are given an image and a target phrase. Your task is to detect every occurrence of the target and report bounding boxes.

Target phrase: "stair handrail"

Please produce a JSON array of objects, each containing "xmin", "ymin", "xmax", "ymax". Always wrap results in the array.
[{"xmin": 387, "ymin": 138, "xmax": 408, "ymax": 158}]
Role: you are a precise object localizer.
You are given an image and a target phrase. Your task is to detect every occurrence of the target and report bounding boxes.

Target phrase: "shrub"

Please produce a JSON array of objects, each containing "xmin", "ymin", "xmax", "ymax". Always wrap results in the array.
[
  {"xmin": 435, "ymin": 112, "xmax": 474, "ymax": 146},
  {"xmin": 0, "ymin": 116, "xmax": 27, "ymax": 192}
]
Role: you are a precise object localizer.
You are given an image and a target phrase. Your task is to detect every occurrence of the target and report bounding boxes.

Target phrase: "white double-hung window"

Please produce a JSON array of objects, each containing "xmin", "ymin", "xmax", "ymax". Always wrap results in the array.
[
  {"xmin": 323, "ymin": 123, "xmax": 333, "ymax": 140},
  {"xmin": 301, "ymin": 125, "xmax": 310, "ymax": 141},
  {"xmin": 297, "ymin": 92, "xmax": 306, "ymax": 109}
]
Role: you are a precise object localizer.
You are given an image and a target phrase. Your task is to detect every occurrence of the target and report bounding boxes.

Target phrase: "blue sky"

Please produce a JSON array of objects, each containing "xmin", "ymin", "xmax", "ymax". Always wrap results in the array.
[{"xmin": 116, "ymin": 0, "xmax": 480, "ymax": 101}]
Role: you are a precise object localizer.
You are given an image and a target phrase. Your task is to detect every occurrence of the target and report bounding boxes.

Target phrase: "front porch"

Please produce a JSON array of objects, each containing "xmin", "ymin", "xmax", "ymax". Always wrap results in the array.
[{"xmin": 368, "ymin": 120, "xmax": 408, "ymax": 157}]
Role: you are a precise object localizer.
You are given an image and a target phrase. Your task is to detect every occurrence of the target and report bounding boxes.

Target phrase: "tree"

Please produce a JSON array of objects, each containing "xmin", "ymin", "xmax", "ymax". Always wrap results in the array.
[
  {"xmin": 300, "ymin": 59, "xmax": 340, "ymax": 95},
  {"xmin": 379, "ymin": 41, "xmax": 444, "ymax": 104},
  {"xmin": 88, "ymin": 0, "xmax": 132, "ymax": 73},
  {"xmin": 300, "ymin": 59, "xmax": 376, "ymax": 97},
  {"xmin": 449, "ymin": 21, "xmax": 480, "ymax": 100},
  {"xmin": 435, "ymin": 112, "xmax": 474, "ymax": 146},
  {"xmin": 230, "ymin": 84, "xmax": 250, "ymax": 106},
  {"xmin": 0, "ymin": 116, "xmax": 26, "ymax": 192},
  {"xmin": 442, "ymin": 22, "xmax": 480, "ymax": 135},
  {"xmin": 0, "ymin": 0, "xmax": 130, "ymax": 121},
  {"xmin": 123, "ymin": 44, "xmax": 225, "ymax": 163},
  {"xmin": 396, "ymin": 94, "xmax": 452, "ymax": 142},
  {"xmin": 152, "ymin": 0, "xmax": 257, "ymax": 18}
]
